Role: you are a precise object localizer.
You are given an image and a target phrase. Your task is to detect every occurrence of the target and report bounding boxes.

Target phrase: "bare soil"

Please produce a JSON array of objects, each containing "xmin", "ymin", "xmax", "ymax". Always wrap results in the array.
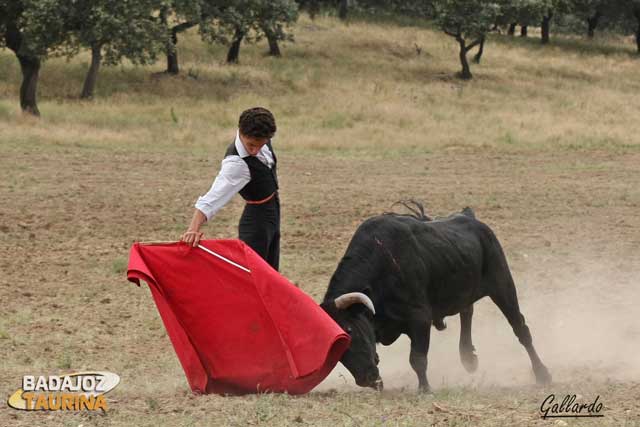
[{"xmin": 1, "ymin": 140, "xmax": 639, "ymax": 426}]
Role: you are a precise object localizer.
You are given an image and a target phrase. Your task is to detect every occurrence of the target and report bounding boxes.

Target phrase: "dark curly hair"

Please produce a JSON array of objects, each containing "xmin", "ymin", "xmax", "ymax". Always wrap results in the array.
[{"xmin": 238, "ymin": 107, "xmax": 277, "ymax": 139}]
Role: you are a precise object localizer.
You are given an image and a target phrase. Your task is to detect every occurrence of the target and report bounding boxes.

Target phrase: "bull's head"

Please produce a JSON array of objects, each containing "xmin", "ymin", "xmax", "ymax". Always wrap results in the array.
[{"xmin": 321, "ymin": 292, "xmax": 383, "ymax": 390}]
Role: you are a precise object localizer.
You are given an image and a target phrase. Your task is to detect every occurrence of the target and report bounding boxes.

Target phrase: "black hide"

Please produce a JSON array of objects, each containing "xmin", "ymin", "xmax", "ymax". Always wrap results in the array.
[{"xmin": 321, "ymin": 207, "xmax": 551, "ymax": 391}]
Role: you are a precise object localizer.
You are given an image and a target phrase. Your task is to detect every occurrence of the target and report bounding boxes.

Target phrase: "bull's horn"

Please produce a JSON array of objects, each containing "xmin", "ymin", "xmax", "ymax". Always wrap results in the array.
[{"xmin": 334, "ymin": 292, "xmax": 375, "ymax": 315}]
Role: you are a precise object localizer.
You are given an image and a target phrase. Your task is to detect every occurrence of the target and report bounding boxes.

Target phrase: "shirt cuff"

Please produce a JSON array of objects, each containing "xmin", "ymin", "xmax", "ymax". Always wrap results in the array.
[{"xmin": 194, "ymin": 198, "xmax": 216, "ymax": 221}]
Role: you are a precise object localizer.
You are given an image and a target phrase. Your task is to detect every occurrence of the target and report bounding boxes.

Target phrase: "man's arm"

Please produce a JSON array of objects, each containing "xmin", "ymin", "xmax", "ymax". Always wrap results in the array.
[
  {"xmin": 181, "ymin": 209, "xmax": 208, "ymax": 247},
  {"xmin": 181, "ymin": 156, "xmax": 250, "ymax": 247}
]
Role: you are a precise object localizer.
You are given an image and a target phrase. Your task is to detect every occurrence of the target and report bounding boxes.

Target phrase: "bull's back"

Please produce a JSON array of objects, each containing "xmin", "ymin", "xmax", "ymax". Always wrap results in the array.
[
  {"xmin": 327, "ymin": 211, "xmax": 507, "ymax": 317},
  {"xmin": 365, "ymin": 213, "xmax": 501, "ymax": 314}
]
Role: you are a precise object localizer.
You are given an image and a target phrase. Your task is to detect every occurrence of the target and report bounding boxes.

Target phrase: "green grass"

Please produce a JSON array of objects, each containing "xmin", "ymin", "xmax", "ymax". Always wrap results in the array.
[
  {"xmin": 57, "ymin": 352, "xmax": 73, "ymax": 370},
  {"xmin": 111, "ymin": 257, "xmax": 128, "ymax": 275},
  {"xmin": 1, "ymin": 16, "xmax": 637, "ymax": 156}
]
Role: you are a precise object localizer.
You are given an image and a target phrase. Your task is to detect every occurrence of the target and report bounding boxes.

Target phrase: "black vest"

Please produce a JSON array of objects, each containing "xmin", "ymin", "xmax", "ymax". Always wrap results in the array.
[{"xmin": 225, "ymin": 140, "xmax": 279, "ymax": 202}]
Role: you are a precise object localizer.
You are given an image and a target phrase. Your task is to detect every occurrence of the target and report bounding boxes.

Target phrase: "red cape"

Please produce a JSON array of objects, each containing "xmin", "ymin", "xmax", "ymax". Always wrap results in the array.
[{"xmin": 127, "ymin": 239, "xmax": 350, "ymax": 395}]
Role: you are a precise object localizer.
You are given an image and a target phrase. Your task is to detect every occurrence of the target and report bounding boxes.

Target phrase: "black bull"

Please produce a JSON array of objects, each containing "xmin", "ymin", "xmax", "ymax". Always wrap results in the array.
[{"xmin": 320, "ymin": 207, "xmax": 552, "ymax": 391}]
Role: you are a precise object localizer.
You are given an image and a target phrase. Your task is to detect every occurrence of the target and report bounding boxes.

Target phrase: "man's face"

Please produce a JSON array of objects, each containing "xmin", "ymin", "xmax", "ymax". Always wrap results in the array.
[{"xmin": 239, "ymin": 132, "xmax": 269, "ymax": 156}]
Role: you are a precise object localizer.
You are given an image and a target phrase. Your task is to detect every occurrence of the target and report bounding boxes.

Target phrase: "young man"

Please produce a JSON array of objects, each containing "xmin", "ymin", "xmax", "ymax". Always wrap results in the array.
[{"xmin": 181, "ymin": 107, "xmax": 281, "ymax": 270}]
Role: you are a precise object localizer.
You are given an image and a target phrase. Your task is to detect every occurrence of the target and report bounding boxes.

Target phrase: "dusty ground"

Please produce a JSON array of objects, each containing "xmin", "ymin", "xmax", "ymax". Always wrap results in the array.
[
  {"xmin": 1, "ymin": 14, "xmax": 640, "ymax": 427},
  {"xmin": 1, "ymin": 140, "xmax": 639, "ymax": 426}
]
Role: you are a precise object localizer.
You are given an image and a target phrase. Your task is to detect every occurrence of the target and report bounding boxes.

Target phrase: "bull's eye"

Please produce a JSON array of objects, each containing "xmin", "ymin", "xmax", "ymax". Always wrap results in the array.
[{"xmin": 345, "ymin": 326, "xmax": 353, "ymax": 334}]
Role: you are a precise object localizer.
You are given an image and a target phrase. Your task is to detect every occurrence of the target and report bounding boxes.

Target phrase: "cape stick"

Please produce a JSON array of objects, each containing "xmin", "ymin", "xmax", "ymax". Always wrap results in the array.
[{"xmin": 197, "ymin": 244, "xmax": 251, "ymax": 273}]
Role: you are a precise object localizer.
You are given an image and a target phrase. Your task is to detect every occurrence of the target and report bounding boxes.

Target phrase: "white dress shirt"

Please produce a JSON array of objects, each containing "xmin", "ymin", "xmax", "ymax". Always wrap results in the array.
[{"xmin": 195, "ymin": 130, "xmax": 275, "ymax": 221}]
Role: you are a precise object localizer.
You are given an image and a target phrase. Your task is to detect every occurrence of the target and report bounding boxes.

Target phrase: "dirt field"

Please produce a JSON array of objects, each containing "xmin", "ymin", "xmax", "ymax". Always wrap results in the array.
[{"xmin": 2, "ymin": 15, "xmax": 640, "ymax": 427}]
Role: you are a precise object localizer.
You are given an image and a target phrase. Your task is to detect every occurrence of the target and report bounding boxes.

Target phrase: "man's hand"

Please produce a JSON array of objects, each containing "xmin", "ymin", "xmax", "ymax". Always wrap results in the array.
[
  {"xmin": 181, "ymin": 230, "xmax": 204, "ymax": 247},
  {"xmin": 182, "ymin": 209, "xmax": 208, "ymax": 247}
]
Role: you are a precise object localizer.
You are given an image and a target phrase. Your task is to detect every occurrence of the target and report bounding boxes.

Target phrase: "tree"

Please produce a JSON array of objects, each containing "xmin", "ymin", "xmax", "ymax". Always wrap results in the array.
[
  {"xmin": 199, "ymin": 0, "xmax": 255, "ymax": 64},
  {"xmin": 199, "ymin": 0, "xmax": 298, "ymax": 63},
  {"xmin": 63, "ymin": 0, "xmax": 166, "ymax": 98},
  {"xmin": 338, "ymin": 0, "xmax": 349, "ymax": 20},
  {"xmin": 498, "ymin": 0, "xmax": 547, "ymax": 38},
  {"xmin": 539, "ymin": 0, "xmax": 573, "ymax": 44},
  {"xmin": 257, "ymin": 0, "xmax": 298, "ymax": 56},
  {"xmin": 0, "ymin": 0, "xmax": 68, "ymax": 115},
  {"xmin": 353, "ymin": 0, "xmax": 436, "ymax": 20},
  {"xmin": 585, "ymin": 3, "xmax": 604, "ymax": 37},
  {"xmin": 433, "ymin": 0, "xmax": 501, "ymax": 79},
  {"xmin": 541, "ymin": 10, "xmax": 551, "ymax": 43},
  {"xmin": 632, "ymin": 1, "xmax": 640, "ymax": 52},
  {"xmin": 160, "ymin": 0, "xmax": 204, "ymax": 74},
  {"xmin": 297, "ymin": 0, "xmax": 321, "ymax": 19},
  {"xmin": 563, "ymin": 0, "xmax": 626, "ymax": 39}
]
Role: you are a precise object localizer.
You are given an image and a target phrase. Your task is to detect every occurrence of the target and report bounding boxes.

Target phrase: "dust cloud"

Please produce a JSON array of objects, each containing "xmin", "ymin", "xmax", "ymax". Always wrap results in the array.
[{"xmin": 316, "ymin": 256, "xmax": 640, "ymax": 391}]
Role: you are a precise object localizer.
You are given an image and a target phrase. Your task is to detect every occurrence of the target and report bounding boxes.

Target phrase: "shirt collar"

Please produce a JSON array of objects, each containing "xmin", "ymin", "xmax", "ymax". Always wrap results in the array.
[
  {"xmin": 235, "ymin": 130, "xmax": 250, "ymax": 158},
  {"xmin": 235, "ymin": 130, "xmax": 273, "ymax": 159}
]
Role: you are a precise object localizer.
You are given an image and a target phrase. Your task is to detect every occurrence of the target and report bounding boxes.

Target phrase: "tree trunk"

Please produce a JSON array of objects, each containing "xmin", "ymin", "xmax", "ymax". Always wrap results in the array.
[
  {"xmin": 458, "ymin": 38, "xmax": 472, "ymax": 80},
  {"xmin": 520, "ymin": 25, "xmax": 528, "ymax": 37},
  {"xmin": 308, "ymin": 0, "xmax": 320, "ymax": 20},
  {"xmin": 17, "ymin": 54, "xmax": 41, "ymax": 116},
  {"xmin": 473, "ymin": 36, "xmax": 485, "ymax": 64},
  {"xmin": 80, "ymin": 43, "xmax": 102, "ymax": 99},
  {"xmin": 167, "ymin": 28, "xmax": 180, "ymax": 74},
  {"xmin": 227, "ymin": 28, "xmax": 245, "ymax": 64},
  {"xmin": 338, "ymin": 0, "xmax": 348, "ymax": 21},
  {"xmin": 635, "ymin": 8, "xmax": 640, "ymax": 53},
  {"xmin": 5, "ymin": 21, "xmax": 41, "ymax": 116},
  {"xmin": 167, "ymin": 52, "xmax": 179, "ymax": 74},
  {"xmin": 160, "ymin": 9, "xmax": 179, "ymax": 75},
  {"xmin": 161, "ymin": 15, "xmax": 196, "ymax": 74},
  {"xmin": 264, "ymin": 28, "xmax": 281, "ymax": 57},
  {"xmin": 541, "ymin": 13, "xmax": 552, "ymax": 44},
  {"xmin": 508, "ymin": 23, "xmax": 516, "ymax": 36},
  {"xmin": 587, "ymin": 11, "xmax": 601, "ymax": 38}
]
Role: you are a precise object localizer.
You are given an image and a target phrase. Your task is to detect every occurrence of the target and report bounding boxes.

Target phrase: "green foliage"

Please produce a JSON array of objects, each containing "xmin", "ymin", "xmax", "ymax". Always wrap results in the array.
[
  {"xmin": 433, "ymin": 0, "xmax": 501, "ymax": 40},
  {"xmin": 498, "ymin": 0, "xmax": 549, "ymax": 26},
  {"xmin": 0, "ymin": 0, "xmax": 167, "ymax": 98},
  {"xmin": 256, "ymin": 0, "xmax": 299, "ymax": 44},
  {"xmin": 355, "ymin": 0, "xmax": 435, "ymax": 19},
  {"xmin": 63, "ymin": 0, "xmax": 167, "ymax": 66},
  {"xmin": 0, "ymin": 0, "xmax": 69, "ymax": 56},
  {"xmin": 199, "ymin": 0, "xmax": 299, "ymax": 46},
  {"xmin": 433, "ymin": 0, "xmax": 502, "ymax": 79}
]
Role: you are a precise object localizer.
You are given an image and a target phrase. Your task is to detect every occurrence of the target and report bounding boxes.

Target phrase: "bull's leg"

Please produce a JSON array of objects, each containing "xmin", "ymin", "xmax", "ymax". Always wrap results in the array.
[
  {"xmin": 407, "ymin": 313, "xmax": 432, "ymax": 392},
  {"xmin": 459, "ymin": 304, "xmax": 478, "ymax": 373},
  {"xmin": 490, "ymin": 285, "xmax": 552, "ymax": 385}
]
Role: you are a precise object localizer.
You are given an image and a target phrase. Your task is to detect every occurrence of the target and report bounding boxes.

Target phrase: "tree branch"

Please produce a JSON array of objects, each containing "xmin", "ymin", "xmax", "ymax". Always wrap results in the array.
[
  {"xmin": 172, "ymin": 21, "xmax": 197, "ymax": 35},
  {"xmin": 443, "ymin": 29, "xmax": 459, "ymax": 38},
  {"xmin": 465, "ymin": 37, "xmax": 483, "ymax": 52},
  {"xmin": 5, "ymin": 22, "xmax": 22, "ymax": 53}
]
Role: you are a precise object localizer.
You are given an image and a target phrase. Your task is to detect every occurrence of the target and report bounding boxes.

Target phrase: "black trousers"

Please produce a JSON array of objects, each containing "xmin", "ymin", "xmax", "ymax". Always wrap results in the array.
[{"xmin": 238, "ymin": 196, "xmax": 280, "ymax": 271}]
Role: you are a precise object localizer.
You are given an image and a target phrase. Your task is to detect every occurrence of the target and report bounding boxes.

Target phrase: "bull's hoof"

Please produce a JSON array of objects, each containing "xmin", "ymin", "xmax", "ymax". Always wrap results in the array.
[
  {"xmin": 418, "ymin": 384, "xmax": 432, "ymax": 394},
  {"xmin": 460, "ymin": 351, "xmax": 478, "ymax": 373},
  {"xmin": 433, "ymin": 318, "xmax": 446, "ymax": 331},
  {"xmin": 535, "ymin": 366, "xmax": 552, "ymax": 386}
]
